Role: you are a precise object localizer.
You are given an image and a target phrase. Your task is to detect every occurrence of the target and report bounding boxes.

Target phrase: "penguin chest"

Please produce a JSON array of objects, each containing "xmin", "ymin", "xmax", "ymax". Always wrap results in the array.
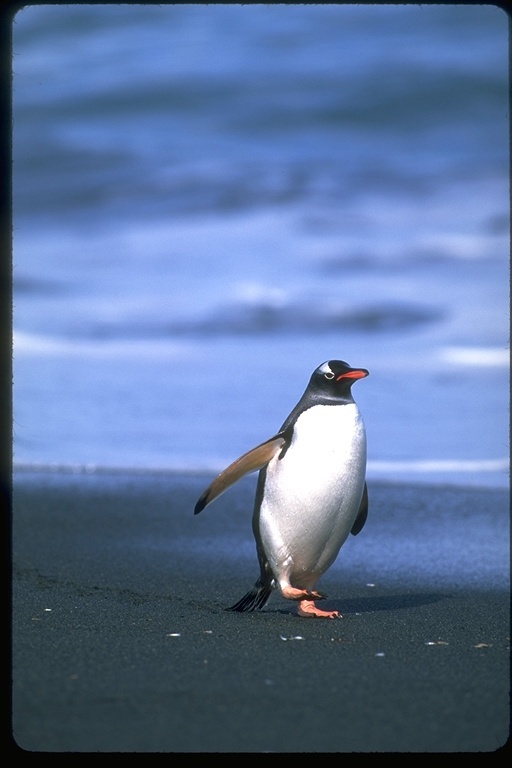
[{"xmin": 258, "ymin": 403, "xmax": 366, "ymax": 584}]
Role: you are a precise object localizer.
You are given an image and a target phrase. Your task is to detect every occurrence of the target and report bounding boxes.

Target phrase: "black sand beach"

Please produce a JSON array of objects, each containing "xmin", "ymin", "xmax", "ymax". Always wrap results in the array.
[{"xmin": 11, "ymin": 469, "xmax": 510, "ymax": 754}]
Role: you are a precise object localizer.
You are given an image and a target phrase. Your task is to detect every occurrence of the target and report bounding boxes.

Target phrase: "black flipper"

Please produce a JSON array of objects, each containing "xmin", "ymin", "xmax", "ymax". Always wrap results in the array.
[
  {"xmin": 350, "ymin": 482, "xmax": 369, "ymax": 536},
  {"xmin": 226, "ymin": 578, "xmax": 273, "ymax": 612}
]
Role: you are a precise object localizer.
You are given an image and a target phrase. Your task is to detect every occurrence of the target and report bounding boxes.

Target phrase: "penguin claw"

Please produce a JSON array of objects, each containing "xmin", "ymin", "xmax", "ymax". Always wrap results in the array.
[
  {"xmin": 280, "ymin": 585, "xmax": 327, "ymax": 602},
  {"xmin": 297, "ymin": 600, "xmax": 341, "ymax": 618}
]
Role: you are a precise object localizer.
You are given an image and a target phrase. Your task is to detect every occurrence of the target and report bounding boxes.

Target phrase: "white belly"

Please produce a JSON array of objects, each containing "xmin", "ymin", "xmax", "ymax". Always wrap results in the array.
[{"xmin": 258, "ymin": 403, "xmax": 366, "ymax": 588}]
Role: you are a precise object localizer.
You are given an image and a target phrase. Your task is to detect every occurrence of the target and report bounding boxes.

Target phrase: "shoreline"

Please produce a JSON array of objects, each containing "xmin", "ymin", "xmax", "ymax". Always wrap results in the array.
[
  {"xmin": 11, "ymin": 470, "xmax": 510, "ymax": 753},
  {"xmin": 11, "ymin": 461, "xmax": 510, "ymax": 492}
]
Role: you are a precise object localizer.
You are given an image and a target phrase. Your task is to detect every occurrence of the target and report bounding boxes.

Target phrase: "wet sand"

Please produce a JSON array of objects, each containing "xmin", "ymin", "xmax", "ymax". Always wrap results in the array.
[{"xmin": 11, "ymin": 469, "xmax": 510, "ymax": 753}]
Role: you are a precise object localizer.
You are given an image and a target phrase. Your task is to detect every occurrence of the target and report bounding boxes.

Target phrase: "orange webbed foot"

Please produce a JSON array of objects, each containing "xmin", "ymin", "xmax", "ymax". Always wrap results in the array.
[
  {"xmin": 297, "ymin": 599, "xmax": 341, "ymax": 619},
  {"xmin": 281, "ymin": 585, "xmax": 326, "ymax": 601}
]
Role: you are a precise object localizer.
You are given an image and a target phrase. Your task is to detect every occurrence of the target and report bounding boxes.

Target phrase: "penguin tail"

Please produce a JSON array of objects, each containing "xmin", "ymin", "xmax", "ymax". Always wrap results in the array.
[{"xmin": 226, "ymin": 579, "xmax": 273, "ymax": 613}]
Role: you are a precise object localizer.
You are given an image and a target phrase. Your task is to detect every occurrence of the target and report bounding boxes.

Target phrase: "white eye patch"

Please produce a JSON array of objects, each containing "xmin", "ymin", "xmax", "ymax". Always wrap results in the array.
[{"xmin": 318, "ymin": 362, "xmax": 334, "ymax": 376}]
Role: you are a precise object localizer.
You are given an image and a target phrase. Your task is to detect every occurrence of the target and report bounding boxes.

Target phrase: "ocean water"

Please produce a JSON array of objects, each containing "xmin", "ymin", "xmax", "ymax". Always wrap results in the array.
[{"xmin": 12, "ymin": 4, "xmax": 509, "ymax": 488}]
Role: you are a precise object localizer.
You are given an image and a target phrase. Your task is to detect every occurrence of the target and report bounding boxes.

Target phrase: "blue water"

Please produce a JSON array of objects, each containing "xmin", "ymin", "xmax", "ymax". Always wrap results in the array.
[{"xmin": 12, "ymin": 4, "xmax": 509, "ymax": 488}]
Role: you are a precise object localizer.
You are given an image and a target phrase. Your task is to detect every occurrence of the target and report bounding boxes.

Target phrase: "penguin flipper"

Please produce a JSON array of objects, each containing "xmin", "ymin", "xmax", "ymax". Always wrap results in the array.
[
  {"xmin": 350, "ymin": 482, "xmax": 368, "ymax": 536},
  {"xmin": 226, "ymin": 579, "xmax": 273, "ymax": 612},
  {"xmin": 194, "ymin": 434, "xmax": 286, "ymax": 514}
]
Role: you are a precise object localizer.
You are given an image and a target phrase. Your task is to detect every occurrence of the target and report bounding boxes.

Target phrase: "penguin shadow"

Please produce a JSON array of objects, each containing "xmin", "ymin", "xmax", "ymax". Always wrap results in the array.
[
  {"xmin": 338, "ymin": 591, "xmax": 448, "ymax": 615},
  {"xmin": 271, "ymin": 591, "xmax": 447, "ymax": 617}
]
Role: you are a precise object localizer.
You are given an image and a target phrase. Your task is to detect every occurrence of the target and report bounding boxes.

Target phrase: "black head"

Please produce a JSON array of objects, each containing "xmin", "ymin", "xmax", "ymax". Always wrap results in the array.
[
  {"xmin": 307, "ymin": 359, "xmax": 369, "ymax": 402},
  {"xmin": 278, "ymin": 359, "xmax": 369, "ymax": 431}
]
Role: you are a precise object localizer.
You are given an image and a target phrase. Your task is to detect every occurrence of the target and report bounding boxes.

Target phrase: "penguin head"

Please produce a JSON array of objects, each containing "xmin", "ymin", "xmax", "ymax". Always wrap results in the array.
[
  {"xmin": 309, "ymin": 360, "xmax": 369, "ymax": 401},
  {"xmin": 278, "ymin": 360, "xmax": 369, "ymax": 429}
]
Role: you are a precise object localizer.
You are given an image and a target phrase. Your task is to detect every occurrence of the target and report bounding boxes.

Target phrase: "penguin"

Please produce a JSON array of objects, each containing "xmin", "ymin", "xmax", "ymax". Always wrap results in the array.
[{"xmin": 194, "ymin": 359, "xmax": 369, "ymax": 619}]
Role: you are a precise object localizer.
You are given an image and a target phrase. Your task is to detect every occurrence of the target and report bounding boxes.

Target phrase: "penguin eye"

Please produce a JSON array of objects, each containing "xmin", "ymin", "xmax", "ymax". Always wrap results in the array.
[{"xmin": 324, "ymin": 371, "xmax": 335, "ymax": 380}]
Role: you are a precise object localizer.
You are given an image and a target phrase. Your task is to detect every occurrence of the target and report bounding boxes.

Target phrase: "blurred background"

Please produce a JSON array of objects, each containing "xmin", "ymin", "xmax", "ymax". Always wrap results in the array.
[{"xmin": 12, "ymin": 4, "xmax": 509, "ymax": 487}]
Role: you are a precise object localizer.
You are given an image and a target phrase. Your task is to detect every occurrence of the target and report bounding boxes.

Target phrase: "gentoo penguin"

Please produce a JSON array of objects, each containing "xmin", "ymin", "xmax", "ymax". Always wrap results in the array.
[{"xmin": 194, "ymin": 359, "xmax": 369, "ymax": 619}]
